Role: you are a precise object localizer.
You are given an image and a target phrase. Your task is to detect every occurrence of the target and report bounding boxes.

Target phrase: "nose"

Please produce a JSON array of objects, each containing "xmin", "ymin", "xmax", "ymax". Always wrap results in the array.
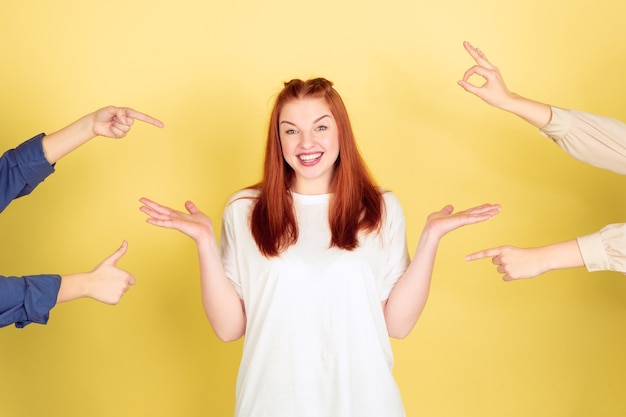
[{"xmin": 300, "ymin": 131, "xmax": 314, "ymax": 149}]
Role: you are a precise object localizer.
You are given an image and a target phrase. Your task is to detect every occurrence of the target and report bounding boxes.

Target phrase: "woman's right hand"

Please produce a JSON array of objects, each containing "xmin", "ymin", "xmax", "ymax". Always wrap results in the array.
[{"xmin": 139, "ymin": 197, "xmax": 215, "ymax": 242}]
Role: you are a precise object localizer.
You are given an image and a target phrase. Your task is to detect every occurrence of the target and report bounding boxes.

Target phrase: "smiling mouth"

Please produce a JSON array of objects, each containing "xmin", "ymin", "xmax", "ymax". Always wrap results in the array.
[{"xmin": 298, "ymin": 152, "xmax": 323, "ymax": 162}]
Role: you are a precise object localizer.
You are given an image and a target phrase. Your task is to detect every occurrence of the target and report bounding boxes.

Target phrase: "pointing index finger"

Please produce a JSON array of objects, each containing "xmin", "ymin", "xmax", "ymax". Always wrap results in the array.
[
  {"xmin": 125, "ymin": 108, "xmax": 165, "ymax": 128},
  {"xmin": 466, "ymin": 247, "xmax": 502, "ymax": 261}
]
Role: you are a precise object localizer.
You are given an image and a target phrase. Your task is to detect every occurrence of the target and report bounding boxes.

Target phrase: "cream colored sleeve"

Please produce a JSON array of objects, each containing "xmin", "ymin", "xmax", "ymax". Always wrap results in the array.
[
  {"xmin": 540, "ymin": 106, "xmax": 626, "ymax": 175},
  {"xmin": 541, "ymin": 107, "xmax": 626, "ymax": 273},
  {"xmin": 577, "ymin": 224, "xmax": 626, "ymax": 273}
]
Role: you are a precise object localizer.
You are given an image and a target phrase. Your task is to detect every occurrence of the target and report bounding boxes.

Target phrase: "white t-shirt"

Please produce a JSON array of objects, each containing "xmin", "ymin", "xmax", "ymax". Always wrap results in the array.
[{"xmin": 221, "ymin": 188, "xmax": 410, "ymax": 417}]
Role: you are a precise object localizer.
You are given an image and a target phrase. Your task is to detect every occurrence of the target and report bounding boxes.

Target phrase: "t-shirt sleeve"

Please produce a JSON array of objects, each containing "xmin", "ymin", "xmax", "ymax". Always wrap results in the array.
[
  {"xmin": 379, "ymin": 192, "xmax": 411, "ymax": 300},
  {"xmin": 220, "ymin": 202, "xmax": 243, "ymax": 299}
]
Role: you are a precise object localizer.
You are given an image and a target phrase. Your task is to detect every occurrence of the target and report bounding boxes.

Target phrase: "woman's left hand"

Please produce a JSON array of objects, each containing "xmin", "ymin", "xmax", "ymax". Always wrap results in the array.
[{"xmin": 425, "ymin": 203, "xmax": 500, "ymax": 239}]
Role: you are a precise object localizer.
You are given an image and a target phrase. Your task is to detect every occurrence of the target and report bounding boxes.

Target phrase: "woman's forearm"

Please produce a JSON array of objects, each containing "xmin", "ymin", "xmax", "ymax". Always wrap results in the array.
[
  {"xmin": 195, "ymin": 238, "xmax": 247, "ymax": 342},
  {"xmin": 383, "ymin": 230, "xmax": 439, "ymax": 339}
]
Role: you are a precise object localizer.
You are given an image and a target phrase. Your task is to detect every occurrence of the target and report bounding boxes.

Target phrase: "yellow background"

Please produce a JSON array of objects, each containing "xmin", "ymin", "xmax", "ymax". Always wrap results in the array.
[{"xmin": 2, "ymin": 1, "xmax": 626, "ymax": 416}]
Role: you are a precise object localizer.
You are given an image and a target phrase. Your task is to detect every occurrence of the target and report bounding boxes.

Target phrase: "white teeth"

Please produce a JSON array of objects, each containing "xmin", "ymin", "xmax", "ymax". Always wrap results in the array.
[{"xmin": 299, "ymin": 153, "xmax": 322, "ymax": 161}]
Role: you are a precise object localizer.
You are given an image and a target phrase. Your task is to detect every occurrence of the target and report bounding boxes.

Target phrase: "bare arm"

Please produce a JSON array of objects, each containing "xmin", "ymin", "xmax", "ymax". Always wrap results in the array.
[
  {"xmin": 383, "ymin": 203, "xmax": 500, "ymax": 339},
  {"xmin": 139, "ymin": 198, "xmax": 246, "ymax": 342},
  {"xmin": 42, "ymin": 106, "xmax": 164, "ymax": 164},
  {"xmin": 457, "ymin": 41, "xmax": 552, "ymax": 129}
]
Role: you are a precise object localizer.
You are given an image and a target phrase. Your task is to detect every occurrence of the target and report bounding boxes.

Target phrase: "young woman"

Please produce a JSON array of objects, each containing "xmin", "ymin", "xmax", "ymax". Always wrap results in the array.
[{"xmin": 140, "ymin": 78, "xmax": 499, "ymax": 416}]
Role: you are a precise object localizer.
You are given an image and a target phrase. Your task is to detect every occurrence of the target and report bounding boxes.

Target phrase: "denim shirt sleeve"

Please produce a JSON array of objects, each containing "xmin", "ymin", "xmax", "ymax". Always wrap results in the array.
[
  {"xmin": 0, "ymin": 274, "xmax": 62, "ymax": 328},
  {"xmin": 0, "ymin": 133, "xmax": 55, "ymax": 213}
]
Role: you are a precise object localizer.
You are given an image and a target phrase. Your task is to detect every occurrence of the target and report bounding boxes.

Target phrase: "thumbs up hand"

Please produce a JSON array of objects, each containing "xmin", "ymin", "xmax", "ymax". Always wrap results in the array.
[
  {"xmin": 57, "ymin": 241, "xmax": 136, "ymax": 305},
  {"xmin": 87, "ymin": 240, "xmax": 136, "ymax": 304}
]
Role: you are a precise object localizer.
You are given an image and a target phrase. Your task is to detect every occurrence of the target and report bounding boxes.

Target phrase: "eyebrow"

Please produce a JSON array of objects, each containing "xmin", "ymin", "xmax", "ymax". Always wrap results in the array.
[{"xmin": 279, "ymin": 114, "xmax": 332, "ymax": 126}]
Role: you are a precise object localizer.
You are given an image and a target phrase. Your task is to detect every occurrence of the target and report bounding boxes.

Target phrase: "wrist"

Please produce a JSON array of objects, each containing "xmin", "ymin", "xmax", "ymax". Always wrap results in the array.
[
  {"xmin": 545, "ymin": 240, "xmax": 584, "ymax": 271},
  {"xmin": 503, "ymin": 94, "xmax": 552, "ymax": 128},
  {"xmin": 499, "ymin": 92, "xmax": 526, "ymax": 114},
  {"xmin": 196, "ymin": 234, "xmax": 219, "ymax": 252},
  {"xmin": 57, "ymin": 272, "xmax": 90, "ymax": 303},
  {"xmin": 81, "ymin": 112, "xmax": 99, "ymax": 139},
  {"xmin": 417, "ymin": 225, "xmax": 444, "ymax": 248}
]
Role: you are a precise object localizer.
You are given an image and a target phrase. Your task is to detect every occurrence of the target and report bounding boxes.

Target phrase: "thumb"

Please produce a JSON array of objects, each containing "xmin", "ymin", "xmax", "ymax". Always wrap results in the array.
[
  {"xmin": 101, "ymin": 240, "xmax": 129, "ymax": 266},
  {"xmin": 440, "ymin": 204, "xmax": 454, "ymax": 214},
  {"xmin": 185, "ymin": 200, "xmax": 200, "ymax": 214},
  {"xmin": 457, "ymin": 79, "xmax": 473, "ymax": 91}
]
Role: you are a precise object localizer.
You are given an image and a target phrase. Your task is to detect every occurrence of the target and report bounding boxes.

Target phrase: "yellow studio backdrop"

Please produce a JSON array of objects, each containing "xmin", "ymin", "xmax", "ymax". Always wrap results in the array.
[{"xmin": 1, "ymin": 0, "xmax": 626, "ymax": 416}]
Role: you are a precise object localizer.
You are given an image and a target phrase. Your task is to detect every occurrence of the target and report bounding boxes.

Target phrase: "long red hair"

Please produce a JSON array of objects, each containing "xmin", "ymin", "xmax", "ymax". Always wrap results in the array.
[{"xmin": 250, "ymin": 78, "xmax": 383, "ymax": 257}]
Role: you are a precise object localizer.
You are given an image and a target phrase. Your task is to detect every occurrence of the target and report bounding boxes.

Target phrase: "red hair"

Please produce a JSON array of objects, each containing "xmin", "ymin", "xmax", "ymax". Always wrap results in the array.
[{"xmin": 250, "ymin": 78, "xmax": 383, "ymax": 257}]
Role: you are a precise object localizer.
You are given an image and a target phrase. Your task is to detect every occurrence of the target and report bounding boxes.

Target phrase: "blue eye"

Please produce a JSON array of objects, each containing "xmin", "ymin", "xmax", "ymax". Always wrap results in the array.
[
  {"xmin": 285, "ymin": 129, "xmax": 297, "ymax": 135},
  {"xmin": 315, "ymin": 125, "xmax": 327, "ymax": 131}
]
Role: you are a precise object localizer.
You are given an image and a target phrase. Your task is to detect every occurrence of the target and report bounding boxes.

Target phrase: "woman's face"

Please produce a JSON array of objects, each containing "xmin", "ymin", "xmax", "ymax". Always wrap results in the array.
[{"xmin": 278, "ymin": 97, "xmax": 340, "ymax": 195}]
